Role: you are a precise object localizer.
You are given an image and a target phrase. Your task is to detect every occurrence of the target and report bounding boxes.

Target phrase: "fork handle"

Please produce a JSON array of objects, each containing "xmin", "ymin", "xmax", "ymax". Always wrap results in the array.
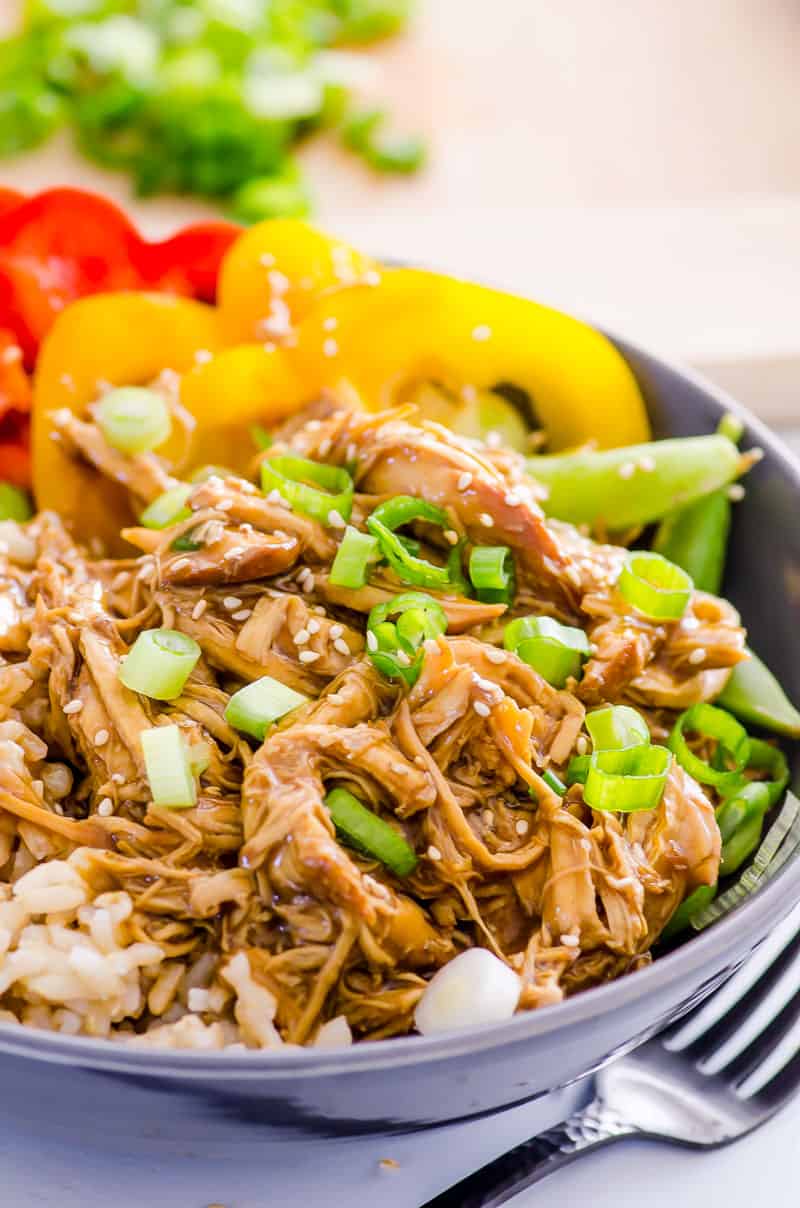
[{"xmin": 419, "ymin": 1097, "xmax": 638, "ymax": 1208}]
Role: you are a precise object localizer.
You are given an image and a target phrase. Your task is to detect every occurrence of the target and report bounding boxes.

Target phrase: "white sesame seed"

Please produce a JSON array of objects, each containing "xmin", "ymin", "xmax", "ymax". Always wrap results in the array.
[
  {"xmin": 216, "ymin": 498, "xmax": 233, "ymax": 511},
  {"xmin": 223, "ymin": 596, "xmax": 243, "ymax": 610},
  {"xmin": 328, "ymin": 509, "xmax": 346, "ymax": 528},
  {"xmin": 333, "ymin": 638, "xmax": 350, "ymax": 656},
  {"xmin": 307, "ymin": 619, "xmax": 321, "ymax": 634},
  {"xmin": 391, "ymin": 762, "xmax": 409, "ymax": 776},
  {"xmin": 170, "ymin": 557, "xmax": 191, "ymax": 572},
  {"xmin": 294, "ymin": 628, "xmax": 310, "ymax": 646},
  {"xmin": 728, "ymin": 483, "xmax": 746, "ymax": 502},
  {"xmin": 259, "ymin": 252, "xmax": 275, "ymax": 267},
  {"xmin": 560, "ymin": 933, "xmax": 580, "ymax": 948},
  {"xmin": 681, "ymin": 616, "xmax": 701, "ymax": 631},
  {"xmin": 97, "ymin": 798, "xmax": 113, "ymax": 817},
  {"xmin": 618, "ymin": 462, "xmax": 636, "ymax": 480},
  {"xmin": 267, "ymin": 269, "xmax": 289, "ymax": 295},
  {"xmin": 472, "ymin": 324, "xmax": 492, "ymax": 342},
  {"xmin": 444, "ymin": 529, "xmax": 459, "ymax": 545},
  {"xmin": 296, "ymin": 567, "xmax": 311, "ymax": 584},
  {"xmin": 479, "ymin": 513, "xmax": 494, "ymax": 528},
  {"xmin": 322, "ymin": 316, "xmax": 338, "ymax": 331},
  {"xmin": 239, "ymin": 522, "xmax": 253, "ymax": 535},
  {"xmin": 301, "ymin": 575, "xmax": 315, "ymax": 593},
  {"xmin": 346, "ymin": 443, "xmax": 357, "ymax": 463},
  {"xmin": 194, "ymin": 349, "xmax": 213, "ymax": 365},
  {"xmin": 318, "ymin": 436, "xmax": 333, "ymax": 458},
  {"xmin": 366, "ymin": 631, "xmax": 378, "ymax": 652},
  {"xmin": 191, "ymin": 600, "xmax": 207, "ymax": 620},
  {"xmin": 111, "ymin": 772, "xmax": 125, "ymax": 786},
  {"xmin": 224, "ymin": 546, "xmax": 245, "ymax": 560},
  {"xmin": 299, "ymin": 650, "xmax": 321, "ymax": 664},
  {"xmin": 576, "ymin": 735, "xmax": 589, "ymax": 755},
  {"xmin": 688, "ymin": 647, "xmax": 707, "ymax": 665},
  {"xmin": 1, "ymin": 344, "xmax": 21, "ymax": 365},
  {"xmin": 504, "ymin": 491, "xmax": 521, "ymax": 506},
  {"xmin": 473, "ymin": 700, "xmax": 490, "ymax": 717},
  {"xmin": 305, "ymin": 420, "xmax": 322, "ymax": 432},
  {"xmin": 427, "ymin": 845, "xmax": 442, "ymax": 862},
  {"xmin": 638, "ymin": 455, "xmax": 656, "ymax": 472},
  {"xmin": 232, "ymin": 609, "xmax": 252, "ymax": 621},
  {"xmin": 363, "ymin": 269, "xmax": 381, "ymax": 286},
  {"xmin": 515, "ymin": 818, "xmax": 529, "ymax": 836},
  {"xmin": 486, "ymin": 647, "xmax": 506, "ymax": 665},
  {"xmin": 323, "ymin": 338, "xmax": 339, "ymax": 358},
  {"xmin": 63, "ymin": 700, "xmax": 83, "ymax": 716},
  {"xmin": 94, "ymin": 729, "xmax": 110, "ymax": 747},
  {"xmin": 457, "ymin": 472, "xmax": 473, "ymax": 491},
  {"xmin": 110, "ymin": 571, "xmax": 131, "ymax": 591},
  {"xmin": 486, "ymin": 430, "xmax": 502, "ymax": 448},
  {"xmin": 329, "ymin": 623, "xmax": 344, "ymax": 639},
  {"xmin": 395, "ymin": 651, "xmax": 411, "ymax": 667}
]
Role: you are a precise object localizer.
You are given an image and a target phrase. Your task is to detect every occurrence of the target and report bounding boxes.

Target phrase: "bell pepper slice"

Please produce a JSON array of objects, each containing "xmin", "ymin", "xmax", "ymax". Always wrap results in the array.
[
  {"xmin": 136, "ymin": 221, "xmax": 240, "ymax": 304},
  {"xmin": 195, "ymin": 266, "xmax": 650, "ymax": 451},
  {"xmin": 217, "ymin": 218, "xmax": 374, "ymax": 345},
  {"xmin": 0, "ymin": 189, "xmax": 25, "ymax": 220},
  {"xmin": 32, "ymin": 292, "xmax": 220, "ymax": 550}
]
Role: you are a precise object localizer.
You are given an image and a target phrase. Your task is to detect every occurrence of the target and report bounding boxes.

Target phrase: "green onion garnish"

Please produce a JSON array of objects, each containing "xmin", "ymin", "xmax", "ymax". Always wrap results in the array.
[
  {"xmin": 224, "ymin": 675, "xmax": 308, "ymax": 741},
  {"xmin": 541, "ymin": 769, "xmax": 566, "ymax": 796},
  {"xmin": 250, "ymin": 425, "xmax": 272, "ymax": 451},
  {"xmin": 667, "ymin": 702, "xmax": 751, "ymax": 792},
  {"xmin": 139, "ymin": 484, "xmax": 193, "ymax": 530},
  {"xmin": 617, "ymin": 551, "xmax": 693, "ymax": 621},
  {"xmin": 503, "ymin": 615, "xmax": 590, "ymax": 688},
  {"xmin": 119, "ymin": 628, "xmax": 201, "ymax": 701},
  {"xmin": 329, "ymin": 525, "xmax": 380, "ymax": 589},
  {"xmin": 584, "ymin": 745, "xmax": 671, "ymax": 813},
  {"xmin": 565, "ymin": 754, "xmax": 590, "ymax": 785},
  {"xmin": 366, "ymin": 592, "xmax": 448, "ymax": 687},
  {"xmin": 260, "ymin": 455, "xmax": 353, "ymax": 526},
  {"xmin": 97, "ymin": 387, "xmax": 171, "ymax": 455},
  {"xmin": 324, "ymin": 786, "xmax": 417, "ymax": 877},
  {"xmin": 0, "ymin": 483, "xmax": 32, "ymax": 523},
  {"xmin": 141, "ymin": 724, "xmax": 197, "ymax": 810},
  {"xmin": 366, "ymin": 496, "xmax": 465, "ymax": 592},
  {"xmin": 586, "ymin": 705, "xmax": 650, "ymax": 753},
  {"xmin": 468, "ymin": 545, "xmax": 516, "ymax": 604}
]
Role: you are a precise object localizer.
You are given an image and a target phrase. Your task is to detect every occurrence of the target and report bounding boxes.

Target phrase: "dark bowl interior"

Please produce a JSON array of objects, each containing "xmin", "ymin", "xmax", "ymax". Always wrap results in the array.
[{"xmin": 0, "ymin": 332, "xmax": 798, "ymax": 1156}]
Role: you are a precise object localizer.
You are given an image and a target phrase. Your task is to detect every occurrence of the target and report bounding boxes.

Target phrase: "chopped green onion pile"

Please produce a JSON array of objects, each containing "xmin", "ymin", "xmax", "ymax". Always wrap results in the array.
[
  {"xmin": 324, "ymin": 786, "xmax": 417, "ymax": 876},
  {"xmin": 0, "ymin": 1, "xmax": 422, "ymax": 218},
  {"xmin": 97, "ymin": 387, "xmax": 171, "ymax": 455},
  {"xmin": 503, "ymin": 615, "xmax": 589, "ymax": 688},
  {"xmin": 617, "ymin": 550, "xmax": 693, "ymax": 621},
  {"xmin": 119, "ymin": 628, "xmax": 201, "ymax": 701},
  {"xmin": 260, "ymin": 455, "xmax": 353, "ymax": 527},
  {"xmin": 225, "ymin": 675, "xmax": 308, "ymax": 741},
  {"xmin": 141, "ymin": 723, "xmax": 197, "ymax": 809}
]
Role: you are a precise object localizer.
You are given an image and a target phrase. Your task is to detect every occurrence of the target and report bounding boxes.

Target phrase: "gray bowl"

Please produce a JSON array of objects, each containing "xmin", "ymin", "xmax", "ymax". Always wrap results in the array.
[{"xmin": 0, "ymin": 333, "xmax": 798, "ymax": 1156}]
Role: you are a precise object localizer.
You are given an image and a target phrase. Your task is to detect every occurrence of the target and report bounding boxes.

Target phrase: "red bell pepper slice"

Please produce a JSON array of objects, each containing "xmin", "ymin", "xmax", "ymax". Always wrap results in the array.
[{"xmin": 135, "ymin": 221, "xmax": 240, "ymax": 303}]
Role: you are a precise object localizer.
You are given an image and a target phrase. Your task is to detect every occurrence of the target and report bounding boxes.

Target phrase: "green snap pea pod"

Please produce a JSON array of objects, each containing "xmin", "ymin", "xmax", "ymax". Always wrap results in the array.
[
  {"xmin": 717, "ymin": 782, "xmax": 773, "ymax": 876},
  {"xmin": 661, "ymin": 884, "xmax": 717, "ymax": 940},
  {"xmin": 653, "ymin": 413, "xmax": 744, "ymax": 593},
  {"xmin": 716, "ymin": 651, "xmax": 800, "ymax": 739},
  {"xmin": 525, "ymin": 435, "xmax": 742, "ymax": 529}
]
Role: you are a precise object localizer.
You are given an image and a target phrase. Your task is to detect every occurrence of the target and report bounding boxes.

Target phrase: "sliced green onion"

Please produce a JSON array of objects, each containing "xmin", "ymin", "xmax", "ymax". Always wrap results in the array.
[
  {"xmin": 97, "ymin": 387, "xmax": 171, "ymax": 455},
  {"xmin": 586, "ymin": 705, "xmax": 650, "ymax": 753},
  {"xmin": 541, "ymin": 769, "xmax": 566, "ymax": 796},
  {"xmin": 617, "ymin": 551, "xmax": 693, "ymax": 621},
  {"xmin": 717, "ymin": 412, "xmax": 745, "ymax": 444},
  {"xmin": 367, "ymin": 496, "xmax": 464, "ymax": 591},
  {"xmin": 189, "ymin": 464, "xmax": 233, "ymax": 483},
  {"xmin": 324, "ymin": 786, "xmax": 417, "ymax": 876},
  {"xmin": 260, "ymin": 455, "xmax": 353, "ymax": 526},
  {"xmin": 504, "ymin": 615, "xmax": 590, "ymax": 688},
  {"xmin": 140, "ymin": 484, "xmax": 192, "ymax": 530},
  {"xmin": 469, "ymin": 545, "xmax": 516, "ymax": 604},
  {"xmin": 141, "ymin": 724, "xmax": 197, "ymax": 810},
  {"xmin": 584, "ymin": 745, "xmax": 671, "ymax": 813},
  {"xmin": 224, "ymin": 675, "xmax": 308, "ymax": 741},
  {"xmin": 566, "ymin": 754, "xmax": 590, "ymax": 785},
  {"xmin": 119, "ymin": 628, "xmax": 201, "ymax": 701},
  {"xmin": 171, "ymin": 531, "xmax": 203, "ymax": 552},
  {"xmin": 667, "ymin": 702, "xmax": 751, "ymax": 791},
  {"xmin": 366, "ymin": 592, "xmax": 447, "ymax": 687},
  {"xmin": 329, "ymin": 525, "xmax": 380, "ymax": 589},
  {"xmin": 0, "ymin": 484, "xmax": 32, "ymax": 523},
  {"xmin": 745, "ymin": 738, "xmax": 790, "ymax": 805}
]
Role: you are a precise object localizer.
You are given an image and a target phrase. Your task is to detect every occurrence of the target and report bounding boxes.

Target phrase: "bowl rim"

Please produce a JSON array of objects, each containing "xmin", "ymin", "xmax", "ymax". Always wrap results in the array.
[{"xmin": 2, "ymin": 337, "xmax": 799, "ymax": 1079}]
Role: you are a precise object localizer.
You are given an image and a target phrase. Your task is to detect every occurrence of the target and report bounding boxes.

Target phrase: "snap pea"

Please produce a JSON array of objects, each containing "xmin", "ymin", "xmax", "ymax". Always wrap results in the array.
[
  {"xmin": 716, "ymin": 652, "xmax": 800, "ymax": 739},
  {"xmin": 717, "ymin": 783, "xmax": 773, "ymax": 876},
  {"xmin": 526, "ymin": 435, "xmax": 741, "ymax": 529},
  {"xmin": 661, "ymin": 884, "xmax": 717, "ymax": 940}
]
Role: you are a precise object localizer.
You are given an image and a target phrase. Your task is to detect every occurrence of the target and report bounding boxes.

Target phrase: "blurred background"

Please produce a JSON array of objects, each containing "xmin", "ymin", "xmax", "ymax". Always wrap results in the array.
[{"xmin": 0, "ymin": 0, "xmax": 798, "ymax": 430}]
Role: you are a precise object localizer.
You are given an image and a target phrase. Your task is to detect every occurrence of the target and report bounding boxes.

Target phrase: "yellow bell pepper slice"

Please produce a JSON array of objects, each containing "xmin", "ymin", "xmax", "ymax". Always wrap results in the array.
[
  {"xmin": 33, "ymin": 292, "xmax": 220, "ymax": 549},
  {"xmin": 188, "ymin": 267, "xmax": 650, "ymax": 451},
  {"xmin": 217, "ymin": 218, "xmax": 374, "ymax": 345}
]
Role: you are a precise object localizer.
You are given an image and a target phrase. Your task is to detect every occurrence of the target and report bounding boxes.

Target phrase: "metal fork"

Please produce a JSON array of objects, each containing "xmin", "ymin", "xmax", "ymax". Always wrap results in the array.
[{"xmin": 422, "ymin": 898, "xmax": 800, "ymax": 1208}]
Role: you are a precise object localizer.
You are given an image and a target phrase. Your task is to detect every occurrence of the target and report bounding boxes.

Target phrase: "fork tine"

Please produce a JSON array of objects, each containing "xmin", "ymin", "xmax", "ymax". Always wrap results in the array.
[
  {"xmin": 736, "ymin": 1010, "xmax": 800, "ymax": 1104},
  {"xmin": 663, "ymin": 901, "xmax": 800, "ymax": 1055}
]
